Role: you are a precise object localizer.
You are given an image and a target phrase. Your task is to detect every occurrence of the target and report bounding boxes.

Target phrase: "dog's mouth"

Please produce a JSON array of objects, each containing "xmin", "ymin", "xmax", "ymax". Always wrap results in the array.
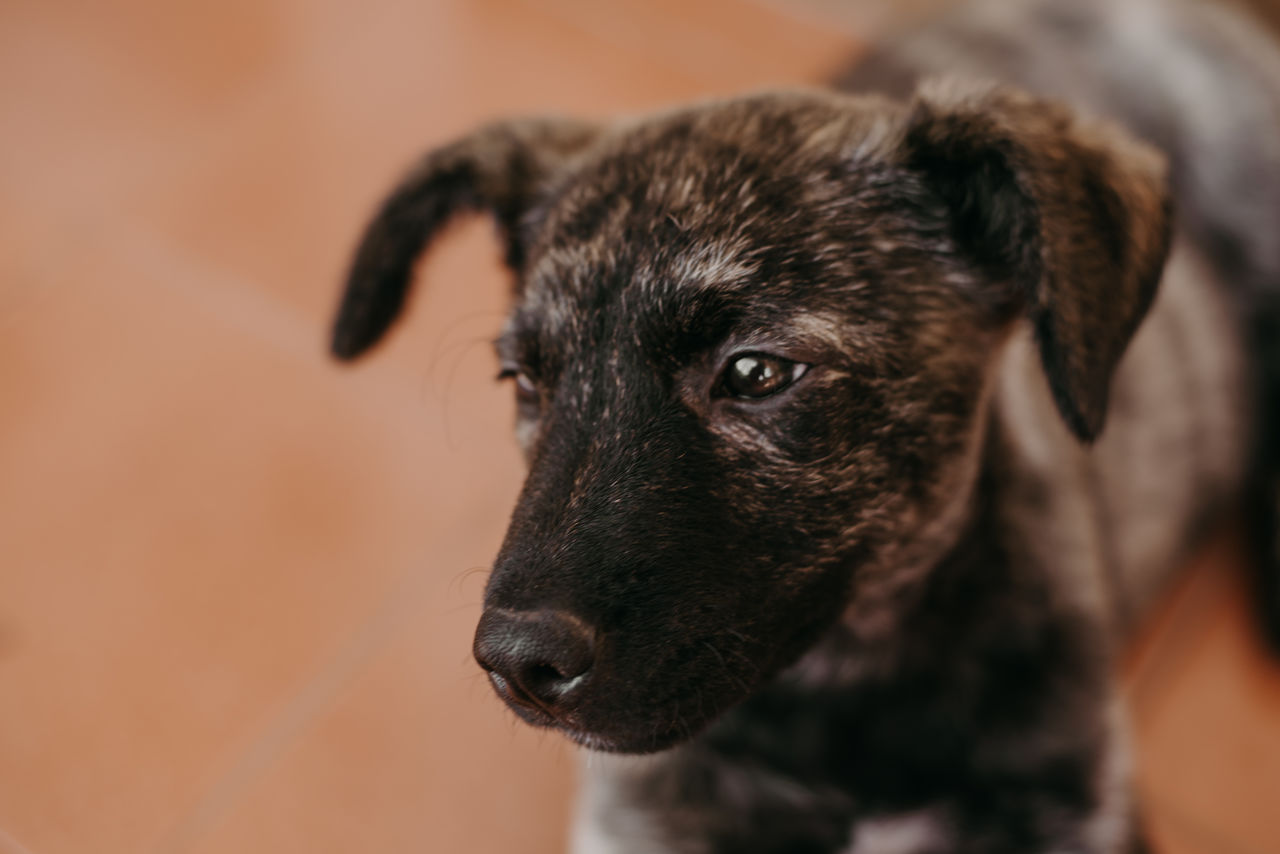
[
  {"xmin": 566, "ymin": 718, "xmax": 711, "ymax": 754},
  {"xmin": 486, "ymin": 671, "xmax": 552, "ymax": 717},
  {"xmin": 484, "ymin": 670, "xmax": 611, "ymax": 746},
  {"xmin": 475, "ymin": 605, "xmax": 737, "ymax": 753},
  {"xmin": 489, "ymin": 670, "xmax": 706, "ymax": 753},
  {"xmin": 488, "ymin": 679, "xmax": 617, "ymax": 749},
  {"xmin": 531, "ymin": 714, "xmax": 703, "ymax": 755},
  {"xmin": 472, "ymin": 599, "xmax": 822, "ymax": 754}
]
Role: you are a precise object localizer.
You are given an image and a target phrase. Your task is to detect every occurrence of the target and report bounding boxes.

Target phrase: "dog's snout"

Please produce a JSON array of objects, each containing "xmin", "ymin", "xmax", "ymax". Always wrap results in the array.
[{"xmin": 473, "ymin": 608, "xmax": 596, "ymax": 715}]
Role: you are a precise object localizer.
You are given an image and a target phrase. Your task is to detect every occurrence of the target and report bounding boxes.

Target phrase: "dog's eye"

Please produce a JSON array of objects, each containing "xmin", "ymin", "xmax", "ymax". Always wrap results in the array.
[
  {"xmin": 718, "ymin": 353, "xmax": 807, "ymax": 399},
  {"xmin": 498, "ymin": 367, "xmax": 540, "ymax": 407}
]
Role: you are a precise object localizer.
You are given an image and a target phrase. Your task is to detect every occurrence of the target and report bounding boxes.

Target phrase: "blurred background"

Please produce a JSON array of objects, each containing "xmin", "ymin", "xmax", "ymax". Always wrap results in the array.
[{"xmin": 2, "ymin": 1, "xmax": 1279, "ymax": 852}]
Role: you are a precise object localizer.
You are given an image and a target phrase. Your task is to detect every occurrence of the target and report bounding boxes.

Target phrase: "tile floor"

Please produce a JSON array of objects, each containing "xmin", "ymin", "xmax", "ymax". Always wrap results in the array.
[{"xmin": 0, "ymin": 2, "xmax": 1276, "ymax": 852}]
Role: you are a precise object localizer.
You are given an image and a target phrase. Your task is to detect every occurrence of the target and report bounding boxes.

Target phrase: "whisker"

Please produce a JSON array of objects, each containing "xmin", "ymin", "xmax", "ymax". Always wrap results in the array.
[{"xmin": 448, "ymin": 564, "xmax": 491, "ymax": 600}]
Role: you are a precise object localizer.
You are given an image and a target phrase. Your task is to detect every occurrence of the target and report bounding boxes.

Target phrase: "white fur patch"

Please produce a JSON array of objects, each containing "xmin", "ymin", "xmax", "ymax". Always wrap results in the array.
[
  {"xmin": 571, "ymin": 754, "xmax": 688, "ymax": 854},
  {"xmin": 844, "ymin": 809, "xmax": 950, "ymax": 854}
]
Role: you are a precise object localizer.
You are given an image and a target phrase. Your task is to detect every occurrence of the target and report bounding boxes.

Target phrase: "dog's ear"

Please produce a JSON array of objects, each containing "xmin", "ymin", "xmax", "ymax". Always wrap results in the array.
[
  {"xmin": 331, "ymin": 117, "xmax": 601, "ymax": 360},
  {"xmin": 900, "ymin": 80, "xmax": 1172, "ymax": 441}
]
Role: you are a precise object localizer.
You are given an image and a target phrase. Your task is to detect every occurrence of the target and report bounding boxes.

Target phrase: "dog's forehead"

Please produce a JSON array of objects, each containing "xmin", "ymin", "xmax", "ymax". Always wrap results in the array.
[
  {"xmin": 538, "ymin": 93, "xmax": 898, "ymax": 241},
  {"xmin": 518, "ymin": 93, "xmax": 912, "ymax": 343}
]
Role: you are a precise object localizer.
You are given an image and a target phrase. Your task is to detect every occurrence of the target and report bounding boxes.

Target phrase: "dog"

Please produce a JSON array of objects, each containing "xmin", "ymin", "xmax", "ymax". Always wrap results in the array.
[{"xmin": 329, "ymin": 0, "xmax": 1280, "ymax": 850}]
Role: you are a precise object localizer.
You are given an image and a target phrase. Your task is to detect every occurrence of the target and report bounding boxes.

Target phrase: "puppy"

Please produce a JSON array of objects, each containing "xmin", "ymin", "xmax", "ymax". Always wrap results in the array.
[{"xmin": 331, "ymin": 0, "xmax": 1280, "ymax": 850}]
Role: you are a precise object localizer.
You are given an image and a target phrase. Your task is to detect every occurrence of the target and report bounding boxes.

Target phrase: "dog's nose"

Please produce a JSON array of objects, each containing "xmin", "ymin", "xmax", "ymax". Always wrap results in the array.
[{"xmin": 473, "ymin": 608, "xmax": 596, "ymax": 714}]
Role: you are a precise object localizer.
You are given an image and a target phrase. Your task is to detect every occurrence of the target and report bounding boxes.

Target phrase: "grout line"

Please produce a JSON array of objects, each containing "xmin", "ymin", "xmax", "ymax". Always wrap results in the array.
[
  {"xmin": 0, "ymin": 826, "xmax": 37, "ymax": 854},
  {"xmin": 110, "ymin": 222, "xmax": 499, "ymax": 854},
  {"xmin": 112, "ymin": 223, "xmax": 515, "ymax": 461},
  {"xmin": 111, "ymin": 223, "xmax": 499, "ymax": 416},
  {"xmin": 150, "ymin": 562, "xmax": 440, "ymax": 854}
]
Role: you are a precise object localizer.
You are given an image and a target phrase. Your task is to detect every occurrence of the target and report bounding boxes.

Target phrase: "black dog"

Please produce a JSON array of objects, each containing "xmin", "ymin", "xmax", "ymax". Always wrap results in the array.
[{"xmin": 331, "ymin": 1, "xmax": 1280, "ymax": 850}]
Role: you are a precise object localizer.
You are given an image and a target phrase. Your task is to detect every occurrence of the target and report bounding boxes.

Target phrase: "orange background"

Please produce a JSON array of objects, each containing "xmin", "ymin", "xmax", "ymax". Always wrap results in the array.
[{"xmin": 1, "ymin": 2, "xmax": 1277, "ymax": 852}]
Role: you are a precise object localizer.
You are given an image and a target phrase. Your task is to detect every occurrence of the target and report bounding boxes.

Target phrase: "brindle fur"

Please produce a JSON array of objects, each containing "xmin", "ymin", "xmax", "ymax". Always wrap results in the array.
[{"xmin": 331, "ymin": 0, "xmax": 1280, "ymax": 851}]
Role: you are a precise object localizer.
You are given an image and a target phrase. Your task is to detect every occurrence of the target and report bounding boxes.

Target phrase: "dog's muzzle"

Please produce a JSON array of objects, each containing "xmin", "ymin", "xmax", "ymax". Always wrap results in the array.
[{"xmin": 473, "ymin": 608, "xmax": 597, "ymax": 723}]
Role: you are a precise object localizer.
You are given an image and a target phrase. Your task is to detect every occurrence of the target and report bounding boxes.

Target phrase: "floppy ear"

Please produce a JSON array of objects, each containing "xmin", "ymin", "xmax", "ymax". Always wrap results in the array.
[
  {"xmin": 331, "ymin": 117, "xmax": 601, "ymax": 360},
  {"xmin": 900, "ymin": 80, "xmax": 1173, "ymax": 441}
]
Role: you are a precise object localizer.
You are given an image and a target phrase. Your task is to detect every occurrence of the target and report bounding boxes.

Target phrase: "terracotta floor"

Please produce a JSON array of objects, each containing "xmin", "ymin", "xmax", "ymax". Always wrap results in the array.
[{"xmin": 0, "ymin": 2, "xmax": 1276, "ymax": 853}]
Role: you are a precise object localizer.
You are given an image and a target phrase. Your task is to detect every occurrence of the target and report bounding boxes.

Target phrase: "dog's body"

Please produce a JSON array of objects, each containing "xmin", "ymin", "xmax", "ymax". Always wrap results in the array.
[{"xmin": 332, "ymin": 1, "xmax": 1280, "ymax": 851}]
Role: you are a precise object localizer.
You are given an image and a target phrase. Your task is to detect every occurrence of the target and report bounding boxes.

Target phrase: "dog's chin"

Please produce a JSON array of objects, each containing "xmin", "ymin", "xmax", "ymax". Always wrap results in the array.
[
  {"xmin": 501, "ymin": 698, "xmax": 715, "ymax": 754},
  {"xmin": 563, "ymin": 722, "xmax": 705, "ymax": 755}
]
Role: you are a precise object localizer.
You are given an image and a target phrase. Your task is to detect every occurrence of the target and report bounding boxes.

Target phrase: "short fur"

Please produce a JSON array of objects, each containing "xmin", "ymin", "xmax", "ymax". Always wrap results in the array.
[{"xmin": 331, "ymin": 0, "xmax": 1280, "ymax": 851}]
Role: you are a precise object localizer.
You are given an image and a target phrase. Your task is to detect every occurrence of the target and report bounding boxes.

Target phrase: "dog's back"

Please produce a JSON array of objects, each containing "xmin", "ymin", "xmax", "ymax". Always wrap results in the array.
[{"xmin": 844, "ymin": 0, "xmax": 1280, "ymax": 639}]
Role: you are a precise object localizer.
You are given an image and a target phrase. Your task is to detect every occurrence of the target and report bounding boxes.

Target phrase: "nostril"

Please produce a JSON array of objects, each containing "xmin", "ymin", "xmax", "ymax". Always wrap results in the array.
[
  {"xmin": 473, "ymin": 608, "xmax": 597, "ymax": 715},
  {"xmin": 517, "ymin": 661, "xmax": 572, "ymax": 706},
  {"xmin": 528, "ymin": 661, "xmax": 569, "ymax": 689}
]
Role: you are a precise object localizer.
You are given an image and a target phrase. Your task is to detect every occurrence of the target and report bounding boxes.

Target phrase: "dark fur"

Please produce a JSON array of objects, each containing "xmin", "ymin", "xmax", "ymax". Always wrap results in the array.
[{"xmin": 331, "ymin": 1, "xmax": 1280, "ymax": 851}]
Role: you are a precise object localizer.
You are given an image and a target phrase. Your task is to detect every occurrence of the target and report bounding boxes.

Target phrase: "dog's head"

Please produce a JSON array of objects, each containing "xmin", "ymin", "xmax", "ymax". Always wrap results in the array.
[{"xmin": 332, "ymin": 82, "xmax": 1169, "ymax": 753}]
